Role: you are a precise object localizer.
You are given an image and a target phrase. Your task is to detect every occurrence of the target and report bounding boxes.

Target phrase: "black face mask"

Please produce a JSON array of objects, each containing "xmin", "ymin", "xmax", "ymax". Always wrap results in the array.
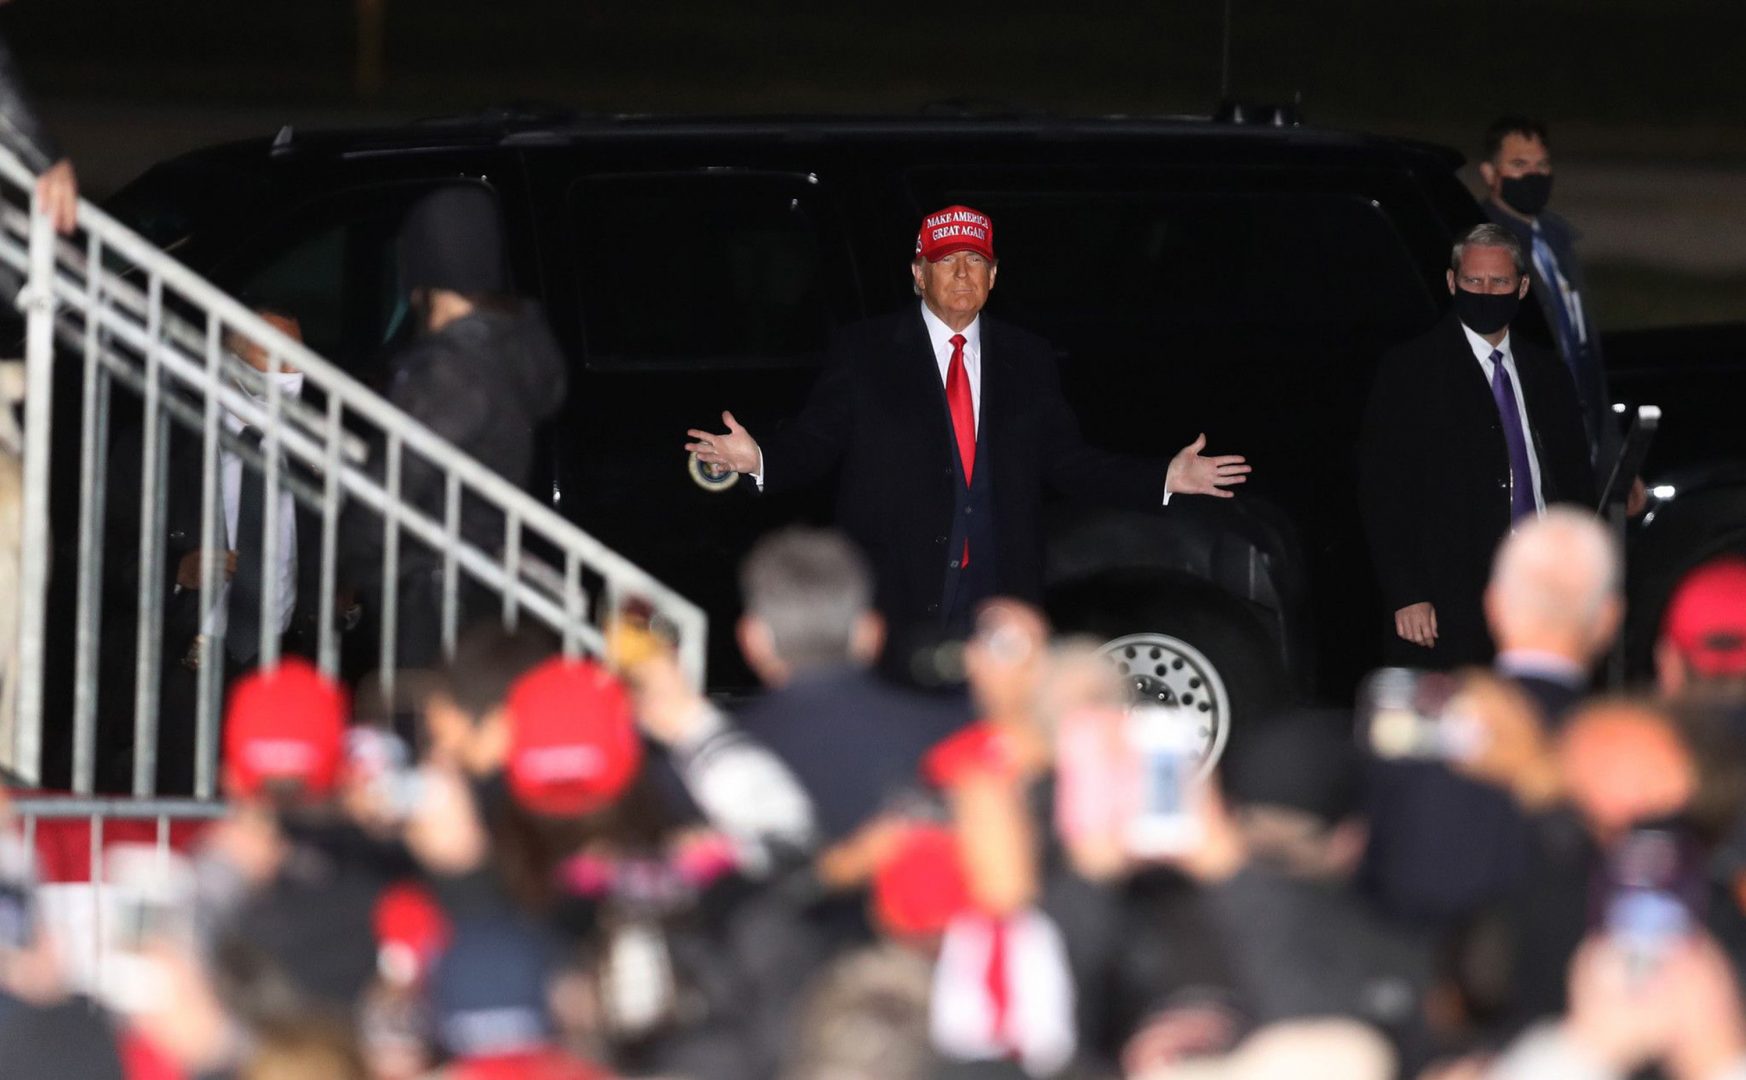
[
  {"xmin": 1452, "ymin": 287, "xmax": 1520, "ymax": 335},
  {"xmin": 1498, "ymin": 172, "xmax": 1553, "ymax": 216}
]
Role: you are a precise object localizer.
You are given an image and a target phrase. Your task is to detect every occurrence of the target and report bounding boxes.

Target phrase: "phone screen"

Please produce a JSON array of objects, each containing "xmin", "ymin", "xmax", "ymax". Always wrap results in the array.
[{"xmin": 1126, "ymin": 705, "xmax": 1202, "ymax": 857}]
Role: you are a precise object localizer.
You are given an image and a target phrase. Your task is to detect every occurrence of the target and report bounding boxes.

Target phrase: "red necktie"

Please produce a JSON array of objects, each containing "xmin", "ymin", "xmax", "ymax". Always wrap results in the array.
[
  {"xmin": 984, "ymin": 914, "xmax": 1013, "ymax": 1055},
  {"xmin": 946, "ymin": 333, "xmax": 975, "ymax": 567}
]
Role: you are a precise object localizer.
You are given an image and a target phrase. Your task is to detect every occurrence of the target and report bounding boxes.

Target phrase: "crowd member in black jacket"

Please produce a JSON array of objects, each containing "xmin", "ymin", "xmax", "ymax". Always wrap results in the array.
[
  {"xmin": 734, "ymin": 526, "xmax": 967, "ymax": 845},
  {"xmin": 686, "ymin": 205, "xmax": 1248, "ymax": 636},
  {"xmin": 1359, "ymin": 222, "xmax": 1596, "ymax": 669},
  {"xmin": 1111, "ymin": 714, "xmax": 1432, "ymax": 1078},
  {"xmin": 345, "ymin": 185, "xmax": 567, "ymax": 671}
]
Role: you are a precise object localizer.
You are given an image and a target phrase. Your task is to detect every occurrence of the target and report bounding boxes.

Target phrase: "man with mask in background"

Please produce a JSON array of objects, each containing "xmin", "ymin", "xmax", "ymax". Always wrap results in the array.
[
  {"xmin": 106, "ymin": 309, "xmax": 352, "ymax": 794},
  {"xmin": 1359, "ymin": 224, "xmax": 1595, "ymax": 669},
  {"xmin": 1479, "ymin": 117, "xmax": 1643, "ymax": 513}
]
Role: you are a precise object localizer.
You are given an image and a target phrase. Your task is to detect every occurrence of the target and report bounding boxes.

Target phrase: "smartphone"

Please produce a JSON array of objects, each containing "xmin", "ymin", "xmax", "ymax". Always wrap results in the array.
[
  {"xmin": 1596, "ymin": 825, "xmax": 1704, "ymax": 981},
  {"xmin": 1356, "ymin": 667, "xmax": 1485, "ymax": 762},
  {"xmin": 1125, "ymin": 704, "xmax": 1205, "ymax": 858},
  {"xmin": 347, "ymin": 727, "xmax": 426, "ymax": 821}
]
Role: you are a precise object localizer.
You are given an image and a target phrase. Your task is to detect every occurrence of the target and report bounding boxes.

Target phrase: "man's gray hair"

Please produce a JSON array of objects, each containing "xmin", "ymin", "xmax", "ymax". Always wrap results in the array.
[
  {"xmin": 1490, "ymin": 507, "xmax": 1621, "ymax": 629},
  {"xmin": 740, "ymin": 527, "xmax": 874, "ymax": 670},
  {"xmin": 1451, "ymin": 222, "xmax": 1527, "ymax": 275}
]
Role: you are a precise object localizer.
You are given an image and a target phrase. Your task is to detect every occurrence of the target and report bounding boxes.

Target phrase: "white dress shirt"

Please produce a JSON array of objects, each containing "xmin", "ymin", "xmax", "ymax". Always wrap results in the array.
[
  {"xmin": 199, "ymin": 377, "xmax": 302, "ymax": 638},
  {"xmin": 1460, "ymin": 323, "xmax": 1545, "ymax": 516},
  {"xmin": 919, "ymin": 301, "xmax": 982, "ymax": 430}
]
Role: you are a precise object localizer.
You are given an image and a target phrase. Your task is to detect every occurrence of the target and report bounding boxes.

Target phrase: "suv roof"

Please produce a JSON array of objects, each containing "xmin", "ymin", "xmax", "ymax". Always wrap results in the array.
[{"xmin": 170, "ymin": 111, "xmax": 1466, "ymax": 172}]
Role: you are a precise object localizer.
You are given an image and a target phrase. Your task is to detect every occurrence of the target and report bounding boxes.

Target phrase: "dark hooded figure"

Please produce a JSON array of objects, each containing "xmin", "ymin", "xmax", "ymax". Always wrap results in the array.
[{"xmin": 346, "ymin": 184, "xmax": 568, "ymax": 671}]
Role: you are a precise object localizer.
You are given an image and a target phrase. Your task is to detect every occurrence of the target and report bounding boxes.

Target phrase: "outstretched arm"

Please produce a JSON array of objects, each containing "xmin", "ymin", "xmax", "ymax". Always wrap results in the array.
[
  {"xmin": 1165, "ymin": 433, "xmax": 1251, "ymax": 500},
  {"xmin": 1036, "ymin": 349, "xmax": 1248, "ymax": 506},
  {"xmin": 683, "ymin": 349, "xmax": 855, "ymax": 495}
]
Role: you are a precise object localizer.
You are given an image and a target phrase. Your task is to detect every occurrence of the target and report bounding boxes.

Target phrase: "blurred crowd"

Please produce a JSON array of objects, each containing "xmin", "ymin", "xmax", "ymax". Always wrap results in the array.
[{"xmin": 2, "ymin": 518, "xmax": 1746, "ymax": 1080}]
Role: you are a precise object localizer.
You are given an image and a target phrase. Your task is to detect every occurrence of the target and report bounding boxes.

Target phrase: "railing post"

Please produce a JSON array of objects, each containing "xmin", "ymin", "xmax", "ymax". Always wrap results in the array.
[{"xmin": 13, "ymin": 197, "xmax": 57, "ymax": 784}]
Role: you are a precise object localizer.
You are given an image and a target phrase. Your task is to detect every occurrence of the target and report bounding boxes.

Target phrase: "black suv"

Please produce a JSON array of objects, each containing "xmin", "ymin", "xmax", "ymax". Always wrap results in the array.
[{"xmin": 104, "ymin": 111, "xmax": 1746, "ymax": 734}]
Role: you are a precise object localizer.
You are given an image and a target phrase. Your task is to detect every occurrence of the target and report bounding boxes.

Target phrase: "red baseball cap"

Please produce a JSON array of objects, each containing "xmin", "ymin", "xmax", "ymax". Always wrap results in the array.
[
  {"xmin": 915, "ymin": 205, "xmax": 996, "ymax": 263},
  {"xmin": 1662, "ymin": 555, "xmax": 1746, "ymax": 677},
  {"xmin": 873, "ymin": 824, "xmax": 971, "ymax": 937},
  {"xmin": 374, "ymin": 882, "xmax": 452, "ymax": 988},
  {"xmin": 223, "ymin": 658, "xmax": 349, "ymax": 799},
  {"xmin": 505, "ymin": 657, "xmax": 642, "ymax": 818}
]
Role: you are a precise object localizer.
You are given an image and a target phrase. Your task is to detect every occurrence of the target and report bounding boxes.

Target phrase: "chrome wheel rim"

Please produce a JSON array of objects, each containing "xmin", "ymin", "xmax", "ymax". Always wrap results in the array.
[{"xmin": 1098, "ymin": 632, "xmax": 1231, "ymax": 774}]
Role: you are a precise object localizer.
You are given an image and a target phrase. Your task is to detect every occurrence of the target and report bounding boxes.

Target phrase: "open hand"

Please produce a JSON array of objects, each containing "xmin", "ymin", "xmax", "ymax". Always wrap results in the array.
[
  {"xmin": 34, "ymin": 159, "xmax": 77, "ymax": 236},
  {"xmin": 684, "ymin": 410, "xmax": 761, "ymax": 475},
  {"xmin": 1394, "ymin": 601, "xmax": 1437, "ymax": 648},
  {"xmin": 1166, "ymin": 433, "xmax": 1250, "ymax": 498}
]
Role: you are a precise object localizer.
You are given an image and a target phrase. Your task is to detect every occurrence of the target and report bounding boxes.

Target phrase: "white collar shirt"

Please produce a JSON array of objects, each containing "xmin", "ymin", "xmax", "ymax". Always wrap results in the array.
[
  {"xmin": 919, "ymin": 300, "xmax": 981, "ymax": 431},
  {"xmin": 1495, "ymin": 648, "xmax": 1587, "ymax": 689},
  {"xmin": 202, "ymin": 380, "xmax": 303, "ymax": 638},
  {"xmin": 1460, "ymin": 323, "xmax": 1545, "ymax": 515}
]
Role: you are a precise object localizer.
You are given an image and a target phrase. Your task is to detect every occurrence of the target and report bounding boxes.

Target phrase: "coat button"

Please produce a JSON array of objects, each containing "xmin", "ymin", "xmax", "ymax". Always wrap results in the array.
[
  {"xmin": 927, "ymin": 602, "xmax": 940, "ymax": 615},
  {"xmin": 934, "ymin": 535, "xmax": 947, "ymax": 546}
]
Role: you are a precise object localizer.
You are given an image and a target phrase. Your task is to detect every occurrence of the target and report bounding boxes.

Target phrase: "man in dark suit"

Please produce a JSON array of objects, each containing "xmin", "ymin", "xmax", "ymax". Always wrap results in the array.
[
  {"xmin": 1359, "ymin": 222, "xmax": 1596, "ymax": 669},
  {"xmin": 687, "ymin": 205, "xmax": 1249, "ymax": 635}
]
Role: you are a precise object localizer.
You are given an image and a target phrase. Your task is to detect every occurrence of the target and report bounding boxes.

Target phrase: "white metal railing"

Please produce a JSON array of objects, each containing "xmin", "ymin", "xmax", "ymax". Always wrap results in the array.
[{"xmin": 0, "ymin": 144, "xmax": 706, "ymax": 798}]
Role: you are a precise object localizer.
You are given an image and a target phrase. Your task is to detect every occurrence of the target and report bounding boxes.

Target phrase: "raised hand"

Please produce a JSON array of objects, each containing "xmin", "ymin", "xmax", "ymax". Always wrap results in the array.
[
  {"xmin": 1166, "ymin": 433, "xmax": 1250, "ymax": 498},
  {"xmin": 684, "ymin": 410, "xmax": 762, "ymax": 475}
]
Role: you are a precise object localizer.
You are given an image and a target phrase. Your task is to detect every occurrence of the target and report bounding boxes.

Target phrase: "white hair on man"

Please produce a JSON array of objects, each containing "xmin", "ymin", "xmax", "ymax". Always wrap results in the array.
[{"xmin": 1484, "ymin": 506, "xmax": 1622, "ymax": 664}]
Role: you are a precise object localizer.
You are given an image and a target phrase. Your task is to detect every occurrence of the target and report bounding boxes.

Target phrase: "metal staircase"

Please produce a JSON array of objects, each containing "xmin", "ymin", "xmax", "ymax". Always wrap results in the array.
[{"xmin": 0, "ymin": 144, "xmax": 706, "ymax": 799}]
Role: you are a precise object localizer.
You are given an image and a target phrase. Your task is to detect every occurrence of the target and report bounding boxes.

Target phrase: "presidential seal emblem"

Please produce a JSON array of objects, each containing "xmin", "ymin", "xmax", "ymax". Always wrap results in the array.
[{"xmin": 687, "ymin": 451, "xmax": 740, "ymax": 493}]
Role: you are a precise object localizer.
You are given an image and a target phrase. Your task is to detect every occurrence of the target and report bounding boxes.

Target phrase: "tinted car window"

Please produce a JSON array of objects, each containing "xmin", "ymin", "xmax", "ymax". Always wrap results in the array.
[
  {"xmin": 570, "ymin": 172, "xmax": 856, "ymax": 369},
  {"xmin": 221, "ymin": 181, "xmax": 497, "ymax": 374},
  {"xmin": 929, "ymin": 186, "xmax": 1430, "ymax": 342}
]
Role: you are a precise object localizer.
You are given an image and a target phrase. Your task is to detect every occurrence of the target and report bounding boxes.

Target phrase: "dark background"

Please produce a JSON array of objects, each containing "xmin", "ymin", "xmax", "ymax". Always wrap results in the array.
[{"xmin": 7, "ymin": 0, "xmax": 1745, "ymax": 327}]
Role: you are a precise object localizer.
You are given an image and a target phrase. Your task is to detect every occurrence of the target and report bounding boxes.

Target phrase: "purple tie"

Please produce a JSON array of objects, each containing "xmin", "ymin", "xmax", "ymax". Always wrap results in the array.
[{"xmin": 1489, "ymin": 350, "xmax": 1537, "ymax": 522}]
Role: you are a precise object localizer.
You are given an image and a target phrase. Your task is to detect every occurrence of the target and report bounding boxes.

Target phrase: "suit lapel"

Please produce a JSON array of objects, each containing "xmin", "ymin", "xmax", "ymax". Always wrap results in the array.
[
  {"xmin": 1510, "ymin": 342, "xmax": 1565, "ymax": 500},
  {"xmin": 977, "ymin": 317, "xmax": 1002, "ymax": 471},
  {"xmin": 895, "ymin": 307, "xmax": 955, "ymax": 464},
  {"xmin": 1441, "ymin": 314, "xmax": 1497, "ymax": 421}
]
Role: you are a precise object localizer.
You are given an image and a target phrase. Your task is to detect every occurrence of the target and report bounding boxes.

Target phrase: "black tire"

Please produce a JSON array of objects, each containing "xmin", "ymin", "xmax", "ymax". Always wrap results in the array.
[{"xmin": 1048, "ymin": 573, "xmax": 1292, "ymax": 761}]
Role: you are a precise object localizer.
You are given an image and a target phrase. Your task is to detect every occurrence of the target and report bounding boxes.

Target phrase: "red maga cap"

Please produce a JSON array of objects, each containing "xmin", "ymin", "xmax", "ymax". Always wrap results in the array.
[
  {"xmin": 505, "ymin": 657, "xmax": 642, "ymax": 818},
  {"xmin": 1662, "ymin": 555, "xmax": 1746, "ymax": 677},
  {"xmin": 223, "ymin": 658, "xmax": 349, "ymax": 799},
  {"xmin": 915, "ymin": 205, "xmax": 995, "ymax": 263},
  {"xmin": 873, "ymin": 824, "xmax": 971, "ymax": 936}
]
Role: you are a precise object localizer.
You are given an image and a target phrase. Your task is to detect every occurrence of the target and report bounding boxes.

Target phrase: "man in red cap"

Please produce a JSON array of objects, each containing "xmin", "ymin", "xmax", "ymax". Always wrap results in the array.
[
  {"xmin": 687, "ymin": 205, "xmax": 1248, "ymax": 634},
  {"xmin": 1656, "ymin": 554, "xmax": 1746, "ymax": 697}
]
